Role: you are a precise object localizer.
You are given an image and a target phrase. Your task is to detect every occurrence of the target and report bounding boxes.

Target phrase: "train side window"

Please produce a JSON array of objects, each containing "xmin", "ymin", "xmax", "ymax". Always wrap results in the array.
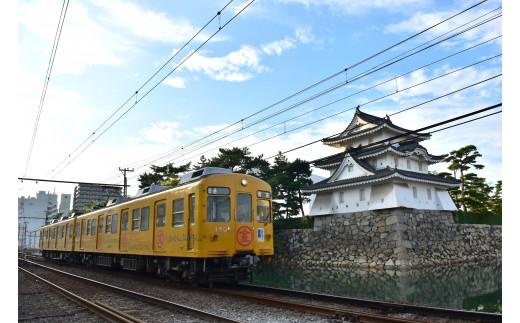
[
  {"xmin": 172, "ymin": 198, "xmax": 184, "ymax": 227},
  {"xmin": 156, "ymin": 203, "xmax": 166, "ymax": 227},
  {"xmin": 99, "ymin": 216, "xmax": 104, "ymax": 234},
  {"xmin": 122, "ymin": 211, "xmax": 128, "ymax": 231},
  {"xmin": 68, "ymin": 224, "xmax": 73, "ymax": 238},
  {"xmin": 257, "ymin": 199, "xmax": 271, "ymax": 224},
  {"xmin": 189, "ymin": 194, "xmax": 196, "ymax": 224},
  {"xmin": 82, "ymin": 220, "xmax": 86, "ymax": 236},
  {"xmin": 106, "ymin": 215, "xmax": 112, "ymax": 233},
  {"xmin": 141, "ymin": 207, "xmax": 150, "ymax": 231},
  {"xmin": 237, "ymin": 193, "xmax": 252, "ymax": 222},
  {"xmin": 132, "ymin": 209, "xmax": 140, "ymax": 231},
  {"xmin": 61, "ymin": 226, "xmax": 65, "ymax": 238},
  {"xmin": 91, "ymin": 219, "xmax": 97, "ymax": 235},
  {"xmin": 111, "ymin": 214, "xmax": 118, "ymax": 233},
  {"xmin": 75, "ymin": 223, "xmax": 80, "ymax": 238},
  {"xmin": 87, "ymin": 220, "xmax": 91, "ymax": 235}
]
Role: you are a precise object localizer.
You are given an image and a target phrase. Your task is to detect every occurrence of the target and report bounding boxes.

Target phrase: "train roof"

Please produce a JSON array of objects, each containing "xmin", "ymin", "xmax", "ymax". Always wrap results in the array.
[{"xmin": 41, "ymin": 168, "xmax": 268, "ymax": 228}]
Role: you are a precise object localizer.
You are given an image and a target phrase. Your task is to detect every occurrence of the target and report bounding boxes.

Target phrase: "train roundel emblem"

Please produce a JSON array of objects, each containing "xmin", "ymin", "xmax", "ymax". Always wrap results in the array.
[{"xmin": 237, "ymin": 226, "xmax": 253, "ymax": 246}]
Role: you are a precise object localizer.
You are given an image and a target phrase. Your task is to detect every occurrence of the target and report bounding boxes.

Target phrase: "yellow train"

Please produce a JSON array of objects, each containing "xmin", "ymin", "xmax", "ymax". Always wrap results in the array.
[{"xmin": 40, "ymin": 168, "xmax": 274, "ymax": 284}]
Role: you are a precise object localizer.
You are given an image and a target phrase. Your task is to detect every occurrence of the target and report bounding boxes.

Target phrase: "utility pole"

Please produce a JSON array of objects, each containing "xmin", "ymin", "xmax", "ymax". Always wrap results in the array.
[{"xmin": 119, "ymin": 167, "xmax": 134, "ymax": 197}]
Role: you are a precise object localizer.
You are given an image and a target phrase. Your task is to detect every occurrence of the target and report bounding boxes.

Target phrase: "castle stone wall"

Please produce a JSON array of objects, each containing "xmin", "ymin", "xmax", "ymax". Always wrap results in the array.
[{"xmin": 273, "ymin": 208, "xmax": 501, "ymax": 269}]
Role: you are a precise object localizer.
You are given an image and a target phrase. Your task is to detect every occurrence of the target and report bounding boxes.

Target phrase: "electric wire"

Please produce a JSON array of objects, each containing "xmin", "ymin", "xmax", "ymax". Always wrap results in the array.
[
  {"xmin": 116, "ymin": 1, "xmax": 495, "ymax": 170},
  {"xmin": 117, "ymin": 9, "xmax": 501, "ymax": 173},
  {"xmin": 48, "ymin": 0, "xmax": 235, "ymax": 175},
  {"xmin": 50, "ymin": 0, "xmax": 255, "ymax": 178},
  {"xmin": 24, "ymin": 0, "xmax": 69, "ymax": 176},
  {"xmin": 132, "ymin": 55, "xmax": 502, "ymax": 175},
  {"xmin": 122, "ymin": 72, "xmax": 501, "ymax": 183}
]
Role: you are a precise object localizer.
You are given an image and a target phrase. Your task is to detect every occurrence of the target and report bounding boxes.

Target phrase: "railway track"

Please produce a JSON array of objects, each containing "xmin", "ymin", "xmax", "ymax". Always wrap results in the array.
[
  {"xmin": 19, "ymin": 259, "xmax": 238, "ymax": 322},
  {"xmin": 20, "ymin": 256, "xmax": 502, "ymax": 322},
  {"xmin": 233, "ymin": 283, "xmax": 502, "ymax": 322}
]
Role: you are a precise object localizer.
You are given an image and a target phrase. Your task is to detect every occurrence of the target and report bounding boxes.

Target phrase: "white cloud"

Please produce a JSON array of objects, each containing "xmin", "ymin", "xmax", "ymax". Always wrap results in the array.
[
  {"xmin": 90, "ymin": 0, "xmax": 209, "ymax": 44},
  {"xmin": 182, "ymin": 27, "xmax": 314, "ymax": 81},
  {"xmin": 163, "ymin": 76, "xmax": 186, "ymax": 88},
  {"xmin": 279, "ymin": 0, "xmax": 431, "ymax": 14},
  {"xmin": 18, "ymin": 0, "xmax": 134, "ymax": 75},
  {"xmin": 182, "ymin": 45, "xmax": 267, "ymax": 82},
  {"xmin": 384, "ymin": 8, "xmax": 502, "ymax": 47},
  {"xmin": 140, "ymin": 121, "xmax": 188, "ymax": 145},
  {"xmin": 262, "ymin": 38, "xmax": 295, "ymax": 56}
]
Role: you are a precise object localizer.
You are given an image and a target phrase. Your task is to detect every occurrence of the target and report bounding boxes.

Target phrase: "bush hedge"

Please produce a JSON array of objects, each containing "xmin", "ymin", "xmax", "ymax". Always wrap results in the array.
[
  {"xmin": 274, "ymin": 216, "xmax": 314, "ymax": 230},
  {"xmin": 453, "ymin": 211, "xmax": 501, "ymax": 225}
]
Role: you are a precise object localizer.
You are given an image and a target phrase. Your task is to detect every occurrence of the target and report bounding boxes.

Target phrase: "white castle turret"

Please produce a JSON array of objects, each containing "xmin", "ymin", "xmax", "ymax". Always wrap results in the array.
[{"xmin": 303, "ymin": 107, "xmax": 460, "ymax": 215}]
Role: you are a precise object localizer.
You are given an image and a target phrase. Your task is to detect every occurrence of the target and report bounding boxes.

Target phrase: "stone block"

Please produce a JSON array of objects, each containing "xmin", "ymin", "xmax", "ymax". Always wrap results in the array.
[{"xmin": 386, "ymin": 215, "xmax": 399, "ymax": 225}]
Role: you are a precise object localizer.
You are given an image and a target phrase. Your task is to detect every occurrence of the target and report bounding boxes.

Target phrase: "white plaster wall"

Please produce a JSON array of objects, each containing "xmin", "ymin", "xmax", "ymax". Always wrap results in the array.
[
  {"xmin": 335, "ymin": 157, "xmax": 372, "ymax": 180},
  {"xmin": 309, "ymin": 192, "xmax": 333, "ymax": 216},
  {"xmin": 329, "ymin": 186, "xmax": 373, "ymax": 213},
  {"xmin": 437, "ymin": 190, "xmax": 458, "ymax": 211}
]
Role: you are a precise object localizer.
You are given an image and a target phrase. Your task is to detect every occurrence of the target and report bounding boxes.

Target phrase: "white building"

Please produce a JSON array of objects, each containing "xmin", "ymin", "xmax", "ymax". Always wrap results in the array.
[
  {"xmin": 59, "ymin": 193, "xmax": 71, "ymax": 217},
  {"xmin": 18, "ymin": 191, "xmax": 58, "ymax": 248},
  {"xmin": 303, "ymin": 108, "xmax": 459, "ymax": 215}
]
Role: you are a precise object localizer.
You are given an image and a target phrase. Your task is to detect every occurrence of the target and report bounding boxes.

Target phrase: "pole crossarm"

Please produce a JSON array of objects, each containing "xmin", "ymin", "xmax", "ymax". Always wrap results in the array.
[{"xmin": 17, "ymin": 177, "xmax": 127, "ymax": 187}]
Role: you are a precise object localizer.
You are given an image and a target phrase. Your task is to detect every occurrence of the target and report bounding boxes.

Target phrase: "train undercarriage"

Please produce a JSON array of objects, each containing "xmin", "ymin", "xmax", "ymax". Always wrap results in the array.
[{"xmin": 42, "ymin": 251, "xmax": 265, "ymax": 285}]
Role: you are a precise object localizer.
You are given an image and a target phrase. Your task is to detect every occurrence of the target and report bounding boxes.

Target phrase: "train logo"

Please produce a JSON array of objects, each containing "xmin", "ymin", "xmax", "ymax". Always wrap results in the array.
[{"xmin": 237, "ymin": 226, "xmax": 253, "ymax": 246}]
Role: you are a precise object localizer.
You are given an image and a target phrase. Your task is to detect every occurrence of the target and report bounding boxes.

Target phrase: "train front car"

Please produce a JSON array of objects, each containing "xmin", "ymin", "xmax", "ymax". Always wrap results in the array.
[{"xmin": 189, "ymin": 169, "xmax": 274, "ymax": 284}]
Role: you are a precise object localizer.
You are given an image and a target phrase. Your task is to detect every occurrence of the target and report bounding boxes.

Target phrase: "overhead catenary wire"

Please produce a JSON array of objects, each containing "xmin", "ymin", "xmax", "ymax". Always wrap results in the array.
[
  {"xmin": 115, "ymin": 1, "xmax": 496, "ymax": 170},
  {"xmin": 48, "ymin": 0, "xmax": 236, "ymax": 176},
  {"xmin": 24, "ymin": 0, "xmax": 69, "ymax": 176},
  {"xmin": 50, "ymin": 0, "xmax": 255, "ymax": 178},
  {"xmin": 136, "ymin": 56, "xmax": 502, "ymax": 174},
  {"xmin": 121, "ymin": 71, "xmax": 502, "ymax": 183},
  {"xmin": 267, "ymin": 104, "xmax": 502, "ymax": 160},
  {"xmin": 116, "ymin": 9, "xmax": 501, "ymax": 174}
]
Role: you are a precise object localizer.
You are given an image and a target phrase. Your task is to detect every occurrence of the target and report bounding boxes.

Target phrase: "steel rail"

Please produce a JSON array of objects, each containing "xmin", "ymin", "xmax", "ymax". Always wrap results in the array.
[
  {"xmin": 207, "ymin": 287, "xmax": 419, "ymax": 323},
  {"xmin": 238, "ymin": 283, "xmax": 502, "ymax": 322},
  {"xmin": 19, "ymin": 258, "xmax": 239, "ymax": 323},
  {"xmin": 19, "ymin": 266, "xmax": 136, "ymax": 323}
]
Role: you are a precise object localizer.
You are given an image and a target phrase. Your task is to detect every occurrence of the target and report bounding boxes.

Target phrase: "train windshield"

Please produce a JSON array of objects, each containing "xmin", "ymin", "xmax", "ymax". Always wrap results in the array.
[{"xmin": 207, "ymin": 187, "xmax": 230, "ymax": 222}]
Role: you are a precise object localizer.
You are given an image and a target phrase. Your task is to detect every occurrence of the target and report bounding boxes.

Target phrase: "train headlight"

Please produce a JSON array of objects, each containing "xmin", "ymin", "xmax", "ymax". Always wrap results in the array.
[{"xmin": 240, "ymin": 179, "xmax": 248, "ymax": 186}]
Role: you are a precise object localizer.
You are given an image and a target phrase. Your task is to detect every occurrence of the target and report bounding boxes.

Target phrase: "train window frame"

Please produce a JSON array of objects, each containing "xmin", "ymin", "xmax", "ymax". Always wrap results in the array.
[
  {"xmin": 141, "ymin": 206, "xmax": 150, "ymax": 231},
  {"xmin": 189, "ymin": 194, "xmax": 196, "ymax": 225},
  {"xmin": 111, "ymin": 213, "xmax": 118, "ymax": 233},
  {"xmin": 82, "ymin": 219, "xmax": 86, "ymax": 235},
  {"xmin": 256, "ymin": 199, "xmax": 271, "ymax": 224},
  {"xmin": 68, "ymin": 223, "xmax": 73, "ymax": 238},
  {"xmin": 87, "ymin": 220, "xmax": 91, "ymax": 235},
  {"xmin": 99, "ymin": 215, "xmax": 104, "ymax": 234},
  {"xmin": 61, "ymin": 226, "xmax": 64, "ymax": 239},
  {"xmin": 132, "ymin": 209, "xmax": 140, "ymax": 231},
  {"xmin": 91, "ymin": 219, "xmax": 97, "ymax": 236},
  {"xmin": 156, "ymin": 203, "xmax": 166, "ymax": 227},
  {"xmin": 172, "ymin": 198, "xmax": 184, "ymax": 227},
  {"xmin": 236, "ymin": 193, "xmax": 252, "ymax": 223},
  {"xmin": 75, "ymin": 223, "xmax": 80, "ymax": 239},
  {"xmin": 105, "ymin": 215, "xmax": 111, "ymax": 233},
  {"xmin": 122, "ymin": 211, "xmax": 129, "ymax": 231}
]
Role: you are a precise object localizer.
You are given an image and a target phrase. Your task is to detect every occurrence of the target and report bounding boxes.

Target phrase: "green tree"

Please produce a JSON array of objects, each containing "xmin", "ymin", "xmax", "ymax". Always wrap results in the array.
[
  {"xmin": 460, "ymin": 173, "xmax": 493, "ymax": 214},
  {"xmin": 138, "ymin": 162, "xmax": 191, "ymax": 188},
  {"xmin": 194, "ymin": 147, "xmax": 270, "ymax": 178},
  {"xmin": 266, "ymin": 152, "xmax": 313, "ymax": 219},
  {"xmin": 489, "ymin": 180, "xmax": 502, "ymax": 215},
  {"xmin": 444, "ymin": 145, "xmax": 484, "ymax": 211}
]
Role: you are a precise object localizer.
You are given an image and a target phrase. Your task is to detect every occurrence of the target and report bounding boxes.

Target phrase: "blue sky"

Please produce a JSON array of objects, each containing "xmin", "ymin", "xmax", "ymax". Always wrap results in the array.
[{"xmin": 16, "ymin": 0, "xmax": 502, "ymax": 197}]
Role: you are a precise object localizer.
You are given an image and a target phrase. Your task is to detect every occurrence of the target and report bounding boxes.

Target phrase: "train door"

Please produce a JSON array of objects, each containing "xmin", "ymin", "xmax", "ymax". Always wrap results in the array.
[
  {"xmin": 120, "ymin": 209, "xmax": 129, "ymax": 251},
  {"xmin": 79, "ymin": 219, "xmax": 85, "ymax": 250},
  {"xmin": 97, "ymin": 214, "xmax": 104, "ymax": 250},
  {"xmin": 153, "ymin": 200, "xmax": 167, "ymax": 253},
  {"xmin": 235, "ymin": 192, "xmax": 254, "ymax": 251},
  {"xmin": 187, "ymin": 194, "xmax": 195, "ymax": 250}
]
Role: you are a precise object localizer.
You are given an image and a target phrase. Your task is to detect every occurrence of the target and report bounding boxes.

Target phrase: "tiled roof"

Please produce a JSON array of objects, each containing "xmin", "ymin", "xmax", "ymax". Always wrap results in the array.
[
  {"xmin": 302, "ymin": 168, "xmax": 460, "ymax": 192},
  {"xmin": 322, "ymin": 108, "xmax": 429, "ymax": 143}
]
